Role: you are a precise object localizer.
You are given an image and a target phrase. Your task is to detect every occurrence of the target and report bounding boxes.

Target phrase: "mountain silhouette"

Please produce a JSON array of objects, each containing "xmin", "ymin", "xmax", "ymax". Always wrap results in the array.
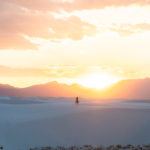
[
  {"xmin": 0, "ymin": 78, "xmax": 149, "ymax": 99},
  {"xmin": 103, "ymin": 78, "xmax": 150, "ymax": 99}
]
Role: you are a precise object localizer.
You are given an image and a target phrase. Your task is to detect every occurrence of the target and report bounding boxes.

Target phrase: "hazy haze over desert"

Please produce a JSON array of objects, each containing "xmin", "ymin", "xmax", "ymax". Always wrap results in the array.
[{"xmin": 0, "ymin": 97, "xmax": 150, "ymax": 150}]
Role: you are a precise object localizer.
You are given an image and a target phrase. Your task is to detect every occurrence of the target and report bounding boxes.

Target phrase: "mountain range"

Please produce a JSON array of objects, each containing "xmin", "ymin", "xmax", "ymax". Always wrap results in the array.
[{"xmin": 0, "ymin": 78, "xmax": 149, "ymax": 99}]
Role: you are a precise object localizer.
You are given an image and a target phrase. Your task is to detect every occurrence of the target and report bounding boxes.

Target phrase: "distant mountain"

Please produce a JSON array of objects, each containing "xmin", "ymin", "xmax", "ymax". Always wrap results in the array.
[
  {"xmin": 0, "ymin": 81, "xmax": 93, "ymax": 98},
  {"xmin": 0, "ymin": 78, "xmax": 149, "ymax": 99},
  {"xmin": 0, "ymin": 84, "xmax": 18, "ymax": 96},
  {"xmin": 103, "ymin": 78, "xmax": 150, "ymax": 99},
  {"xmin": 19, "ymin": 81, "xmax": 92, "ymax": 97}
]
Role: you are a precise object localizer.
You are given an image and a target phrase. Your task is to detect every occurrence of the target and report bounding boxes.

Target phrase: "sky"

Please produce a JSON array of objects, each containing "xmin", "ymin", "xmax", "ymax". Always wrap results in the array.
[{"xmin": 0, "ymin": 0, "xmax": 150, "ymax": 88}]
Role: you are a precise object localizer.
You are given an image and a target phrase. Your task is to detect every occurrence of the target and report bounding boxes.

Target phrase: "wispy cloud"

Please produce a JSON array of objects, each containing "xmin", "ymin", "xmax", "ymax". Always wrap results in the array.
[
  {"xmin": 1, "ymin": 0, "xmax": 149, "ymax": 11},
  {"xmin": 0, "ymin": 65, "xmax": 85, "ymax": 78},
  {"xmin": 0, "ymin": 0, "xmax": 96, "ymax": 50},
  {"xmin": 111, "ymin": 23, "xmax": 150, "ymax": 36},
  {"xmin": 0, "ymin": 0, "xmax": 149, "ymax": 50}
]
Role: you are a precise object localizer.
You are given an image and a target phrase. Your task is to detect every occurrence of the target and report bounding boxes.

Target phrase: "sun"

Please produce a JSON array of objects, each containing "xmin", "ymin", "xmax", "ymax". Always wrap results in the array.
[{"xmin": 76, "ymin": 72, "xmax": 121, "ymax": 90}]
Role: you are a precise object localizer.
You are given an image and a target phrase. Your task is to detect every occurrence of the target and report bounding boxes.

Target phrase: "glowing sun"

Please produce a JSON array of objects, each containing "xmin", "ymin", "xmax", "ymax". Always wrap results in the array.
[{"xmin": 77, "ymin": 72, "xmax": 121, "ymax": 89}]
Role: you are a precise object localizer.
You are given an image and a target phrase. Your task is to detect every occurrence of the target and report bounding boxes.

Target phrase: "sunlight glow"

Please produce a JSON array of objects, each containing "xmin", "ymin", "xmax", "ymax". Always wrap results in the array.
[{"xmin": 77, "ymin": 72, "xmax": 121, "ymax": 89}]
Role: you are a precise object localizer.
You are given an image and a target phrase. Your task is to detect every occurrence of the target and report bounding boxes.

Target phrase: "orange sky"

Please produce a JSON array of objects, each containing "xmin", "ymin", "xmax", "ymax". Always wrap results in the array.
[{"xmin": 0, "ymin": 0, "xmax": 150, "ymax": 88}]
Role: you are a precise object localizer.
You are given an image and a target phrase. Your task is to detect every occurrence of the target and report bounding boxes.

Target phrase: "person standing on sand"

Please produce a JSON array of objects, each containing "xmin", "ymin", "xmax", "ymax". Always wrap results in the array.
[{"xmin": 75, "ymin": 96, "xmax": 79, "ymax": 104}]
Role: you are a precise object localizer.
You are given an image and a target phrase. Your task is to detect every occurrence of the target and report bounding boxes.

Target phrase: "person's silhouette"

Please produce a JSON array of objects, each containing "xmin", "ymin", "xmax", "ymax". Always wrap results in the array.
[{"xmin": 75, "ymin": 97, "xmax": 79, "ymax": 104}]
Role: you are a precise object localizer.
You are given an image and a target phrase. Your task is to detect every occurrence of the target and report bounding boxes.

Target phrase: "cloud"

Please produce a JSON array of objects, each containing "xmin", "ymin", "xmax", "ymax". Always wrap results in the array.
[
  {"xmin": 0, "ymin": 65, "xmax": 84, "ymax": 78},
  {"xmin": 0, "ymin": 66, "xmax": 47, "ymax": 77},
  {"xmin": 0, "ymin": 1, "xmax": 96, "ymax": 50},
  {"xmin": 1, "ymin": 0, "xmax": 149, "ymax": 12},
  {"xmin": 0, "ymin": 0, "xmax": 149, "ymax": 50},
  {"xmin": 47, "ymin": 16, "xmax": 96, "ymax": 40},
  {"xmin": 111, "ymin": 23, "xmax": 150, "ymax": 36},
  {"xmin": 62, "ymin": 0, "xmax": 150, "ymax": 11}
]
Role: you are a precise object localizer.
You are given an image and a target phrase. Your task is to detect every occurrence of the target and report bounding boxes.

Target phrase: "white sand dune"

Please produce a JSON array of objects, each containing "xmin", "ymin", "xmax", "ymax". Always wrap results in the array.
[{"xmin": 0, "ymin": 97, "xmax": 150, "ymax": 150}]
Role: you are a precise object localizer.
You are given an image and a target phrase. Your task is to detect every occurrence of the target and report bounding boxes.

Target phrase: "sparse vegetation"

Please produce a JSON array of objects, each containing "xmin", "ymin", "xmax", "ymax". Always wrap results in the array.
[
  {"xmin": 29, "ymin": 145, "xmax": 150, "ymax": 150},
  {"xmin": 0, "ymin": 146, "xmax": 3, "ymax": 149}
]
